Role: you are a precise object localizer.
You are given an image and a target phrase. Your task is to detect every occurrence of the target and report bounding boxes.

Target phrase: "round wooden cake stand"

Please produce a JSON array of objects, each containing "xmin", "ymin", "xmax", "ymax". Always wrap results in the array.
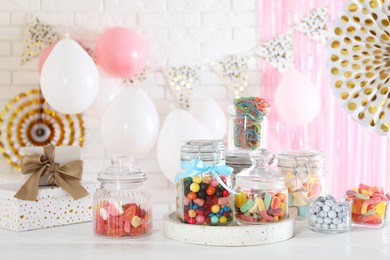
[{"xmin": 163, "ymin": 212, "xmax": 295, "ymax": 246}]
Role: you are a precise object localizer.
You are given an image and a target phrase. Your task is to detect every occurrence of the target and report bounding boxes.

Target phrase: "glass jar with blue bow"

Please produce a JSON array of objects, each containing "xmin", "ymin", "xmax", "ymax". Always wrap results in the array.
[{"xmin": 175, "ymin": 140, "xmax": 235, "ymax": 225}]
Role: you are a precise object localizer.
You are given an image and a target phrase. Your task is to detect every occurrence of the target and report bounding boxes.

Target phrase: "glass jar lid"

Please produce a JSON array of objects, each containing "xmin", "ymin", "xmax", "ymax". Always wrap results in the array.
[
  {"xmin": 98, "ymin": 155, "xmax": 147, "ymax": 183},
  {"xmin": 277, "ymin": 150, "xmax": 324, "ymax": 169},
  {"xmin": 226, "ymin": 150, "xmax": 254, "ymax": 167},
  {"xmin": 235, "ymin": 149, "xmax": 285, "ymax": 190},
  {"xmin": 180, "ymin": 140, "xmax": 225, "ymax": 163}
]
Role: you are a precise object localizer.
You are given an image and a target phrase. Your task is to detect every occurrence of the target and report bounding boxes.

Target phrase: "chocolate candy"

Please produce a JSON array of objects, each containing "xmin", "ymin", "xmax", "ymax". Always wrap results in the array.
[
  {"xmin": 308, "ymin": 195, "xmax": 351, "ymax": 233},
  {"xmin": 177, "ymin": 175, "xmax": 233, "ymax": 225}
]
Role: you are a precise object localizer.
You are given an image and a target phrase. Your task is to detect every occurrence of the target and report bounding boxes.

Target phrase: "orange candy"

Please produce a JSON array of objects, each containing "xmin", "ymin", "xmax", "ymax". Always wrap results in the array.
[
  {"xmin": 187, "ymin": 192, "xmax": 197, "ymax": 200},
  {"xmin": 206, "ymin": 186, "xmax": 216, "ymax": 196}
]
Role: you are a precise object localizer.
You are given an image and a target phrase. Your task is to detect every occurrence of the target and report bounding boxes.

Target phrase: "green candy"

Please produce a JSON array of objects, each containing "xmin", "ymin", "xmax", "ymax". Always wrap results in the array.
[
  {"xmin": 240, "ymin": 198, "xmax": 255, "ymax": 213},
  {"xmin": 264, "ymin": 193, "xmax": 272, "ymax": 211},
  {"xmin": 210, "ymin": 215, "xmax": 219, "ymax": 224},
  {"xmin": 355, "ymin": 193, "xmax": 370, "ymax": 200}
]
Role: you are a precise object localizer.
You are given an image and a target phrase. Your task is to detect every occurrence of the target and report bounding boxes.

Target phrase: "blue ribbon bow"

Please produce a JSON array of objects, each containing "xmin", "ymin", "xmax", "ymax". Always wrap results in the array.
[{"xmin": 175, "ymin": 159, "xmax": 237, "ymax": 195}]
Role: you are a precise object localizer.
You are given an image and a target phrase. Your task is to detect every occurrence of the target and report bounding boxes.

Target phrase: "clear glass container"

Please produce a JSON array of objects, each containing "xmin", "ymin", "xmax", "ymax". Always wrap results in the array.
[
  {"xmin": 277, "ymin": 150, "xmax": 326, "ymax": 218},
  {"xmin": 227, "ymin": 97, "xmax": 270, "ymax": 151},
  {"xmin": 93, "ymin": 155, "xmax": 152, "ymax": 238},
  {"xmin": 234, "ymin": 149, "xmax": 288, "ymax": 225},
  {"xmin": 226, "ymin": 150, "xmax": 252, "ymax": 188},
  {"xmin": 345, "ymin": 184, "xmax": 389, "ymax": 229},
  {"xmin": 307, "ymin": 195, "xmax": 351, "ymax": 233},
  {"xmin": 175, "ymin": 140, "xmax": 234, "ymax": 225}
]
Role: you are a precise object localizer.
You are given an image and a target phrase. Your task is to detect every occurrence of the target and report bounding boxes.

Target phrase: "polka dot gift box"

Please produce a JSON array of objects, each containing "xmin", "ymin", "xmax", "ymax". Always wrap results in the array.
[{"xmin": 0, "ymin": 145, "xmax": 99, "ymax": 232}]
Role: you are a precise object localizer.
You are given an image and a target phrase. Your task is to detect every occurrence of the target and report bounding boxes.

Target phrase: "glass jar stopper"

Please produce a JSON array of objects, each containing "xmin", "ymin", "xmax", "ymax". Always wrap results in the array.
[{"xmin": 98, "ymin": 155, "xmax": 147, "ymax": 182}]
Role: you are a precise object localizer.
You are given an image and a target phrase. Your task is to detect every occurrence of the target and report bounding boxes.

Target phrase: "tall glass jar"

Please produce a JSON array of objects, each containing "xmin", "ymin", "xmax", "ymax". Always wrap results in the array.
[
  {"xmin": 175, "ymin": 140, "xmax": 234, "ymax": 225},
  {"xmin": 277, "ymin": 150, "xmax": 326, "ymax": 218},
  {"xmin": 227, "ymin": 97, "xmax": 270, "ymax": 151},
  {"xmin": 234, "ymin": 149, "xmax": 288, "ymax": 225},
  {"xmin": 93, "ymin": 155, "xmax": 152, "ymax": 238}
]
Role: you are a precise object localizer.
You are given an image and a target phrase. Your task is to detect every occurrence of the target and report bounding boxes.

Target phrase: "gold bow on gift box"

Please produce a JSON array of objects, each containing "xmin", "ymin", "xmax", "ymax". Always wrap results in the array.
[{"xmin": 14, "ymin": 144, "xmax": 89, "ymax": 201}]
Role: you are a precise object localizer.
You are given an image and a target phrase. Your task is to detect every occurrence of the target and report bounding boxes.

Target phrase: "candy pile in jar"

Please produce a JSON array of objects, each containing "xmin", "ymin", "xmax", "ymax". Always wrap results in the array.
[
  {"xmin": 232, "ymin": 97, "xmax": 270, "ymax": 150},
  {"xmin": 345, "ymin": 183, "xmax": 389, "ymax": 228},
  {"xmin": 308, "ymin": 195, "xmax": 351, "ymax": 233},
  {"xmin": 277, "ymin": 150, "xmax": 326, "ymax": 217},
  {"xmin": 234, "ymin": 191, "xmax": 287, "ymax": 223},
  {"xmin": 178, "ymin": 175, "xmax": 233, "ymax": 225},
  {"xmin": 95, "ymin": 201, "xmax": 151, "ymax": 238}
]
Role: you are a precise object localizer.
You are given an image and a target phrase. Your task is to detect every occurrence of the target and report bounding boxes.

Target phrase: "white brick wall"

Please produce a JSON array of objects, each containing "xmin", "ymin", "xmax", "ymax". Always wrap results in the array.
[{"xmin": 0, "ymin": 0, "xmax": 260, "ymax": 221}]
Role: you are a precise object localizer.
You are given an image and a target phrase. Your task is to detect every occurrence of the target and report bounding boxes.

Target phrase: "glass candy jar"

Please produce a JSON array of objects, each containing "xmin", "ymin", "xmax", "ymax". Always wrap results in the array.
[
  {"xmin": 226, "ymin": 151, "xmax": 253, "ymax": 188},
  {"xmin": 175, "ymin": 140, "xmax": 234, "ymax": 225},
  {"xmin": 227, "ymin": 97, "xmax": 270, "ymax": 151},
  {"xmin": 234, "ymin": 149, "xmax": 288, "ymax": 225},
  {"xmin": 93, "ymin": 155, "xmax": 152, "ymax": 238},
  {"xmin": 277, "ymin": 150, "xmax": 326, "ymax": 218}
]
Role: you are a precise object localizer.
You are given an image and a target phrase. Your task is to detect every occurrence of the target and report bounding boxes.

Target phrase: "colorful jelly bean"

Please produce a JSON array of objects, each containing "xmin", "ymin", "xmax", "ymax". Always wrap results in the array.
[
  {"xmin": 234, "ymin": 191, "xmax": 288, "ymax": 224},
  {"xmin": 94, "ymin": 201, "xmax": 151, "ymax": 238},
  {"xmin": 345, "ymin": 184, "xmax": 389, "ymax": 227},
  {"xmin": 177, "ymin": 175, "xmax": 233, "ymax": 225}
]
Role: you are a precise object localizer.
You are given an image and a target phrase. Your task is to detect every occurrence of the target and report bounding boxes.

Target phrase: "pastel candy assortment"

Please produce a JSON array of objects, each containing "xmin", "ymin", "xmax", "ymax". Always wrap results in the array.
[
  {"xmin": 234, "ymin": 191, "xmax": 287, "ymax": 223},
  {"xmin": 308, "ymin": 195, "xmax": 351, "ymax": 233},
  {"xmin": 282, "ymin": 171, "xmax": 324, "ymax": 208},
  {"xmin": 345, "ymin": 184, "xmax": 390, "ymax": 227},
  {"xmin": 94, "ymin": 201, "xmax": 151, "ymax": 238},
  {"xmin": 177, "ymin": 175, "xmax": 233, "ymax": 225}
]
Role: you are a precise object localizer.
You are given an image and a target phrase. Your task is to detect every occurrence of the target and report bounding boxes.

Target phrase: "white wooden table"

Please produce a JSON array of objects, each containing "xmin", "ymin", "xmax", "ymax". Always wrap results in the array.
[{"xmin": 0, "ymin": 219, "xmax": 389, "ymax": 259}]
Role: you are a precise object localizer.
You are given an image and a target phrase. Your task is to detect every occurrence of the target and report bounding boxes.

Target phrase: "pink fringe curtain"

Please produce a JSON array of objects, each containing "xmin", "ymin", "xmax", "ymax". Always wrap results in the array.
[{"xmin": 258, "ymin": 0, "xmax": 390, "ymax": 197}]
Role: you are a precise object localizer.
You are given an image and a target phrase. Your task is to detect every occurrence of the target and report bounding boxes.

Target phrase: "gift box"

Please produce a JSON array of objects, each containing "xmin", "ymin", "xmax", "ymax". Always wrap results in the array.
[
  {"xmin": 0, "ymin": 144, "xmax": 99, "ymax": 232},
  {"xmin": 0, "ymin": 181, "xmax": 99, "ymax": 232}
]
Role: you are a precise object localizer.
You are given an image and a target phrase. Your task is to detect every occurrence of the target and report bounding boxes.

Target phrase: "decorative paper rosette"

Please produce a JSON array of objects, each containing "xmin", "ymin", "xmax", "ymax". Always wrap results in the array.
[
  {"xmin": 326, "ymin": 0, "xmax": 390, "ymax": 136},
  {"xmin": 0, "ymin": 89, "xmax": 85, "ymax": 169}
]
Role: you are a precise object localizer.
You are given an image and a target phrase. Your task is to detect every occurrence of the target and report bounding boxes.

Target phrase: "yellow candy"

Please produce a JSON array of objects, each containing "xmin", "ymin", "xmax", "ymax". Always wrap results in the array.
[
  {"xmin": 273, "ymin": 216, "xmax": 279, "ymax": 221},
  {"xmin": 192, "ymin": 175, "xmax": 202, "ymax": 184},
  {"xmin": 256, "ymin": 197, "xmax": 265, "ymax": 211},
  {"xmin": 219, "ymin": 216, "xmax": 227, "ymax": 223},
  {"xmin": 190, "ymin": 183, "xmax": 200, "ymax": 192},
  {"xmin": 234, "ymin": 192, "xmax": 247, "ymax": 208},
  {"xmin": 211, "ymin": 205, "xmax": 220, "ymax": 214},
  {"xmin": 374, "ymin": 201, "xmax": 387, "ymax": 220},
  {"xmin": 280, "ymin": 203, "xmax": 286, "ymax": 213}
]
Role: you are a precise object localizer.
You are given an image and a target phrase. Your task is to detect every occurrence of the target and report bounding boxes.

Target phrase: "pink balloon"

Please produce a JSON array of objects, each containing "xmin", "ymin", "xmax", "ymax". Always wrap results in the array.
[
  {"xmin": 95, "ymin": 27, "xmax": 147, "ymax": 78},
  {"xmin": 38, "ymin": 43, "xmax": 56, "ymax": 74}
]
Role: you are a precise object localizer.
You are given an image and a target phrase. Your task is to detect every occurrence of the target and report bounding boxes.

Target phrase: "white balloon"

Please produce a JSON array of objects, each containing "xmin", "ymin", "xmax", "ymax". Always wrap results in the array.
[
  {"xmin": 190, "ymin": 98, "xmax": 227, "ymax": 139},
  {"xmin": 157, "ymin": 109, "xmax": 211, "ymax": 183},
  {"xmin": 274, "ymin": 69, "xmax": 321, "ymax": 126},
  {"xmin": 101, "ymin": 87, "xmax": 159, "ymax": 157},
  {"xmin": 40, "ymin": 37, "xmax": 99, "ymax": 114},
  {"xmin": 84, "ymin": 74, "xmax": 122, "ymax": 120}
]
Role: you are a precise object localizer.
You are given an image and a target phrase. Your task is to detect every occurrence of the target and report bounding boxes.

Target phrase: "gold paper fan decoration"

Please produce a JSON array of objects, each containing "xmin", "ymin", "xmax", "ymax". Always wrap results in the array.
[
  {"xmin": 0, "ymin": 89, "xmax": 85, "ymax": 170},
  {"xmin": 326, "ymin": 0, "xmax": 390, "ymax": 135}
]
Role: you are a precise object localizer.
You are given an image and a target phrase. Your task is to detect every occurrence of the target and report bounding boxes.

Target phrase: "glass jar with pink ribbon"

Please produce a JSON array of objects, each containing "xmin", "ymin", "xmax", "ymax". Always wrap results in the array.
[{"xmin": 175, "ymin": 140, "xmax": 235, "ymax": 225}]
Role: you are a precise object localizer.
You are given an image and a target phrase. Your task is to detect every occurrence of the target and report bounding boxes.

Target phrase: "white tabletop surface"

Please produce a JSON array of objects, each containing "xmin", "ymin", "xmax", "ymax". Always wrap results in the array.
[{"xmin": 0, "ymin": 218, "xmax": 389, "ymax": 260}]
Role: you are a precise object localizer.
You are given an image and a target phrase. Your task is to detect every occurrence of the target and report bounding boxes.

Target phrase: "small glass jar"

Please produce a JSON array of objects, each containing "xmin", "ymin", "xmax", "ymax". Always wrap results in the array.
[
  {"xmin": 93, "ymin": 155, "xmax": 152, "ymax": 238},
  {"xmin": 226, "ymin": 151, "xmax": 253, "ymax": 188},
  {"xmin": 227, "ymin": 97, "xmax": 270, "ymax": 151},
  {"xmin": 307, "ymin": 195, "xmax": 352, "ymax": 233},
  {"xmin": 234, "ymin": 149, "xmax": 288, "ymax": 225},
  {"xmin": 175, "ymin": 140, "xmax": 234, "ymax": 225},
  {"xmin": 277, "ymin": 150, "xmax": 326, "ymax": 218},
  {"xmin": 345, "ymin": 184, "xmax": 389, "ymax": 229}
]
